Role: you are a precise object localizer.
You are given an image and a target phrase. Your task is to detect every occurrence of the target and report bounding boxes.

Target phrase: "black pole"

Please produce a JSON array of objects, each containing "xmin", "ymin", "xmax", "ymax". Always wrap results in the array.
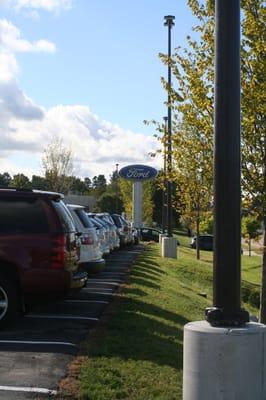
[
  {"xmin": 162, "ymin": 116, "xmax": 168, "ymax": 233},
  {"xmin": 115, "ymin": 163, "xmax": 119, "ymax": 213},
  {"xmin": 164, "ymin": 15, "xmax": 175, "ymax": 238},
  {"xmin": 205, "ymin": 0, "xmax": 249, "ymax": 326}
]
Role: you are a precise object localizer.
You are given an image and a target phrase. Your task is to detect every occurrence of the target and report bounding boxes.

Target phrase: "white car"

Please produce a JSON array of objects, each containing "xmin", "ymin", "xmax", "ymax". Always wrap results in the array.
[
  {"xmin": 97, "ymin": 213, "xmax": 120, "ymax": 250},
  {"xmin": 87, "ymin": 213, "xmax": 111, "ymax": 256},
  {"xmin": 67, "ymin": 204, "xmax": 105, "ymax": 272}
]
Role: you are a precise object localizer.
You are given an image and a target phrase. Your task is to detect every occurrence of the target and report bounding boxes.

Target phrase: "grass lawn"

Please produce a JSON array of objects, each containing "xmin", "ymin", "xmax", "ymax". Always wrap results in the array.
[{"xmin": 62, "ymin": 243, "xmax": 262, "ymax": 400}]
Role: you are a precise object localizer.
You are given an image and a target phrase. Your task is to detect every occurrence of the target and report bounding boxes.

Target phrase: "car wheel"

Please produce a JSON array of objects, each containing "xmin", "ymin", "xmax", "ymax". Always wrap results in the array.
[{"xmin": 0, "ymin": 275, "xmax": 18, "ymax": 327}]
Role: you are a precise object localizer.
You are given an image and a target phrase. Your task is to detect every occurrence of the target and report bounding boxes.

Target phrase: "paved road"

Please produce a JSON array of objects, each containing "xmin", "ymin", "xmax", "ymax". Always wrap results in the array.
[{"xmin": 0, "ymin": 245, "xmax": 143, "ymax": 399}]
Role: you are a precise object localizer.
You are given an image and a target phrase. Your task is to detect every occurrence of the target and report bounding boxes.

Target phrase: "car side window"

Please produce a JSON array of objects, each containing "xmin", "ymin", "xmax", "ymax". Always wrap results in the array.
[
  {"xmin": 52, "ymin": 200, "xmax": 76, "ymax": 232},
  {"xmin": 75, "ymin": 209, "xmax": 94, "ymax": 228},
  {"xmin": 0, "ymin": 197, "xmax": 50, "ymax": 233}
]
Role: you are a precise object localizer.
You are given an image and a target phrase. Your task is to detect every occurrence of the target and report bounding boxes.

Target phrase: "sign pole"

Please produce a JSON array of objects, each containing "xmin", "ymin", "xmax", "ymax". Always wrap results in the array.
[{"xmin": 132, "ymin": 181, "xmax": 142, "ymax": 229}]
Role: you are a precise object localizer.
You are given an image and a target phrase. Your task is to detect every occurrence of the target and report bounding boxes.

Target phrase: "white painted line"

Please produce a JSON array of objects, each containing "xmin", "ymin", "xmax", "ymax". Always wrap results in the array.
[
  {"xmin": 87, "ymin": 280, "xmax": 120, "ymax": 285},
  {"xmin": 0, "ymin": 386, "xmax": 57, "ymax": 395},
  {"xmin": 81, "ymin": 290, "xmax": 114, "ymax": 296},
  {"xmin": 85, "ymin": 287, "xmax": 113, "ymax": 291},
  {"xmin": 0, "ymin": 340, "xmax": 77, "ymax": 347},
  {"xmin": 26, "ymin": 314, "xmax": 99, "ymax": 321},
  {"xmin": 64, "ymin": 300, "xmax": 109, "ymax": 305}
]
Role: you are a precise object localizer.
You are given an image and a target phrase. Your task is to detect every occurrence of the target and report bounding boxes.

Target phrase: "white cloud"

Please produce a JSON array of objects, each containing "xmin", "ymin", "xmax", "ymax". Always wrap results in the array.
[
  {"xmin": 7, "ymin": 105, "xmax": 160, "ymax": 178},
  {"xmin": 1, "ymin": 0, "xmax": 72, "ymax": 13},
  {"xmin": 0, "ymin": 20, "xmax": 56, "ymax": 54},
  {"xmin": 0, "ymin": 19, "xmax": 161, "ymax": 179}
]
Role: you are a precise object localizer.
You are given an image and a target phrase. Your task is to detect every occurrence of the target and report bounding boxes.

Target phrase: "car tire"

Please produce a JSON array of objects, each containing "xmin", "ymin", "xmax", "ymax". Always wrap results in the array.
[{"xmin": 0, "ymin": 274, "xmax": 18, "ymax": 327}]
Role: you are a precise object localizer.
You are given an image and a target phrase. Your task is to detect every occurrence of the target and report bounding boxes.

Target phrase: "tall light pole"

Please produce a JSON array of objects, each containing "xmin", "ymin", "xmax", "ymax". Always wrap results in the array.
[
  {"xmin": 115, "ymin": 163, "xmax": 119, "ymax": 213},
  {"xmin": 164, "ymin": 15, "xmax": 175, "ymax": 238},
  {"xmin": 162, "ymin": 116, "xmax": 168, "ymax": 233},
  {"xmin": 205, "ymin": 0, "xmax": 249, "ymax": 327},
  {"xmin": 183, "ymin": 3, "xmax": 265, "ymax": 399}
]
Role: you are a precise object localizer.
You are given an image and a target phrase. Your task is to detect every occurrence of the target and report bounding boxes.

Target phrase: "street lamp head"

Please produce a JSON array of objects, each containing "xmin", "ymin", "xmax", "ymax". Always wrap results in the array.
[
  {"xmin": 164, "ymin": 15, "xmax": 175, "ymax": 27},
  {"xmin": 163, "ymin": 116, "xmax": 168, "ymax": 122}
]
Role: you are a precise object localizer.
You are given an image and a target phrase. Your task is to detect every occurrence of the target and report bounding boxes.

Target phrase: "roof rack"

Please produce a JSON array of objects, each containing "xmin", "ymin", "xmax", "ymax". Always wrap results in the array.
[{"xmin": 0, "ymin": 186, "xmax": 33, "ymax": 192}]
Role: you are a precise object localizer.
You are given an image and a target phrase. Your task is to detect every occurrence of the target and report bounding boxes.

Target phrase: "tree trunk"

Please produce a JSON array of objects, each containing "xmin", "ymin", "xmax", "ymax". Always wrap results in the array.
[
  {"xmin": 196, "ymin": 204, "xmax": 200, "ymax": 260},
  {"xmin": 248, "ymin": 237, "xmax": 251, "ymax": 257},
  {"xmin": 259, "ymin": 218, "xmax": 266, "ymax": 324}
]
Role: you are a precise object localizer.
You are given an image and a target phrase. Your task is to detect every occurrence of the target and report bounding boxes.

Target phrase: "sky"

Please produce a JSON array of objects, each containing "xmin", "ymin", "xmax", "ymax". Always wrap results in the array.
[{"xmin": 0, "ymin": 0, "xmax": 196, "ymax": 180}]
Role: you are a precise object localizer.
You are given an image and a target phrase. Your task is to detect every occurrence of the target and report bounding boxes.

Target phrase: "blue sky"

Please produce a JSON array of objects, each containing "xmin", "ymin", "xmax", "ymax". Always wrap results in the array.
[{"xmin": 0, "ymin": 0, "xmax": 196, "ymax": 178}]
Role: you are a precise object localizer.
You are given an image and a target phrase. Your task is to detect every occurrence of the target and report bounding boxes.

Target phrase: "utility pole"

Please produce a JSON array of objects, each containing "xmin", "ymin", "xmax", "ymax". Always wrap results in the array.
[
  {"xmin": 183, "ymin": 3, "xmax": 265, "ymax": 399},
  {"xmin": 115, "ymin": 163, "xmax": 119, "ymax": 213},
  {"xmin": 164, "ymin": 15, "xmax": 175, "ymax": 238},
  {"xmin": 161, "ymin": 16, "xmax": 177, "ymax": 259},
  {"xmin": 162, "ymin": 116, "xmax": 168, "ymax": 233}
]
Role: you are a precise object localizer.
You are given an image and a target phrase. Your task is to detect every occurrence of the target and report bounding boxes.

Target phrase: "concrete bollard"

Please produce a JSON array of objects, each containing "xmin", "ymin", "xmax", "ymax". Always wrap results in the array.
[
  {"xmin": 183, "ymin": 321, "xmax": 266, "ymax": 400},
  {"xmin": 162, "ymin": 236, "xmax": 177, "ymax": 259},
  {"xmin": 159, "ymin": 233, "xmax": 167, "ymax": 244}
]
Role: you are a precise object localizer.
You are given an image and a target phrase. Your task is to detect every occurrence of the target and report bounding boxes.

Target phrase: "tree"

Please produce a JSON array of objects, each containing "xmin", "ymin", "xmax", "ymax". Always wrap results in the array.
[
  {"xmin": 242, "ymin": 216, "xmax": 262, "ymax": 257},
  {"xmin": 31, "ymin": 175, "xmax": 49, "ymax": 190},
  {"xmin": 11, "ymin": 174, "xmax": 31, "ymax": 189},
  {"xmin": 95, "ymin": 193, "xmax": 123, "ymax": 214},
  {"xmin": 157, "ymin": 0, "xmax": 265, "ymax": 306},
  {"xmin": 92, "ymin": 175, "xmax": 107, "ymax": 197},
  {"xmin": 240, "ymin": 0, "xmax": 266, "ymax": 322},
  {"xmin": 41, "ymin": 135, "xmax": 74, "ymax": 194},
  {"xmin": 0, "ymin": 172, "xmax": 11, "ymax": 186}
]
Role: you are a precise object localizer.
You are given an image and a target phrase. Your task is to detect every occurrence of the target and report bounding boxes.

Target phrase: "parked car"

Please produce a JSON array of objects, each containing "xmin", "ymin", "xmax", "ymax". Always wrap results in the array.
[
  {"xmin": 140, "ymin": 227, "xmax": 162, "ymax": 242},
  {"xmin": 139, "ymin": 227, "xmax": 180, "ymax": 245},
  {"xmin": 67, "ymin": 204, "xmax": 105, "ymax": 273},
  {"xmin": 87, "ymin": 213, "xmax": 111, "ymax": 255},
  {"xmin": 111, "ymin": 214, "xmax": 133, "ymax": 246},
  {"xmin": 97, "ymin": 213, "xmax": 120, "ymax": 250},
  {"xmin": 190, "ymin": 235, "xmax": 214, "ymax": 251},
  {"xmin": 0, "ymin": 188, "xmax": 87, "ymax": 327}
]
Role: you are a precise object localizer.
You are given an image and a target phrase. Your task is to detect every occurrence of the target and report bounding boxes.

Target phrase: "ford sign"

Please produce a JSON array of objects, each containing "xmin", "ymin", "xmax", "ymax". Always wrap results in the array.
[{"xmin": 119, "ymin": 164, "xmax": 158, "ymax": 181}]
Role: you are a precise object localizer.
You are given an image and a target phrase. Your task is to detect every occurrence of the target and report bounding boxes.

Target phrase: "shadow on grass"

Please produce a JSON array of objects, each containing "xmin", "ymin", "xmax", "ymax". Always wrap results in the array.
[
  {"xmin": 85, "ymin": 297, "xmax": 188, "ymax": 371},
  {"xmin": 130, "ymin": 269, "xmax": 161, "ymax": 282}
]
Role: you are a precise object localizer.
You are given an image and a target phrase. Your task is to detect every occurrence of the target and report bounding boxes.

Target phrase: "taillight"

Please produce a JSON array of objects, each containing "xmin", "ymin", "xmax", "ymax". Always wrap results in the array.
[
  {"xmin": 51, "ymin": 235, "xmax": 65, "ymax": 269},
  {"xmin": 123, "ymin": 226, "xmax": 129, "ymax": 232},
  {"xmin": 81, "ymin": 234, "xmax": 94, "ymax": 245}
]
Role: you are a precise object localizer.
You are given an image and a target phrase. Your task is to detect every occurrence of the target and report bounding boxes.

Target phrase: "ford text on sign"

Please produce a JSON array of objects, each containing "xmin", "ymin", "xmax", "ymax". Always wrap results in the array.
[{"xmin": 119, "ymin": 165, "xmax": 158, "ymax": 181}]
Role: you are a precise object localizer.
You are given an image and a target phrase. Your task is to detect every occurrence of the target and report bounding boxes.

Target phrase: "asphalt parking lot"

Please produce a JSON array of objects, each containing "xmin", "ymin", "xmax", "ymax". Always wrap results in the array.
[{"xmin": 0, "ymin": 245, "xmax": 143, "ymax": 399}]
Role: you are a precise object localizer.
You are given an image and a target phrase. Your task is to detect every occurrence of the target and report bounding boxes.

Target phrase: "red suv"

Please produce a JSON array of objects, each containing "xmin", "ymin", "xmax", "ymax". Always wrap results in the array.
[{"xmin": 0, "ymin": 188, "xmax": 87, "ymax": 327}]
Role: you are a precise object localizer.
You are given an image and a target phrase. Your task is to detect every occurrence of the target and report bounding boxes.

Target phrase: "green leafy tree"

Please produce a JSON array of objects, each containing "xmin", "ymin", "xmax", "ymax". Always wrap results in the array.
[
  {"xmin": 0, "ymin": 172, "xmax": 11, "ymax": 186},
  {"xmin": 199, "ymin": 213, "xmax": 214, "ymax": 235},
  {"xmin": 95, "ymin": 193, "xmax": 123, "ymax": 214},
  {"xmin": 156, "ymin": 0, "xmax": 265, "ymax": 308},
  {"xmin": 11, "ymin": 173, "xmax": 31, "ymax": 189},
  {"xmin": 31, "ymin": 175, "xmax": 49, "ymax": 190},
  {"xmin": 92, "ymin": 175, "xmax": 107, "ymax": 197},
  {"xmin": 242, "ymin": 216, "xmax": 262, "ymax": 257}
]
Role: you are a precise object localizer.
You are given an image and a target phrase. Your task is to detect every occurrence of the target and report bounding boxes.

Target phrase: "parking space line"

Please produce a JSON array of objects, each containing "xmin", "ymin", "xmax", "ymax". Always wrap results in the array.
[
  {"xmin": 0, "ymin": 340, "xmax": 77, "ymax": 347},
  {"xmin": 80, "ymin": 290, "xmax": 114, "ymax": 295},
  {"xmin": 64, "ymin": 300, "xmax": 109, "ymax": 304},
  {"xmin": 26, "ymin": 314, "xmax": 99, "ymax": 321},
  {"xmin": 85, "ymin": 287, "xmax": 113, "ymax": 291},
  {"xmin": 86, "ymin": 280, "xmax": 121, "ymax": 285},
  {"xmin": 0, "ymin": 386, "xmax": 57, "ymax": 395}
]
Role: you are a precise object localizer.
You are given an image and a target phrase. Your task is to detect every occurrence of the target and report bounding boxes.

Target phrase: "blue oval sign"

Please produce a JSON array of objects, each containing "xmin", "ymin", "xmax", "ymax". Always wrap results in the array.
[{"xmin": 119, "ymin": 164, "xmax": 158, "ymax": 181}]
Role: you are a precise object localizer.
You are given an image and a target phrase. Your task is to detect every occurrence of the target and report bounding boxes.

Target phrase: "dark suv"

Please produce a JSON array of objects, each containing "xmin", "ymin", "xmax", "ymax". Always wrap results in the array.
[{"xmin": 0, "ymin": 188, "xmax": 87, "ymax": 327}]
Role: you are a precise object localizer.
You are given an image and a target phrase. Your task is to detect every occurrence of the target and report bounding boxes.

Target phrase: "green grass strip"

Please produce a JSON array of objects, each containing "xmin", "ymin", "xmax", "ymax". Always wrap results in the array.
[{"xmin": 77, "ymin": 243, "xmax": 260, "ymax": 400}]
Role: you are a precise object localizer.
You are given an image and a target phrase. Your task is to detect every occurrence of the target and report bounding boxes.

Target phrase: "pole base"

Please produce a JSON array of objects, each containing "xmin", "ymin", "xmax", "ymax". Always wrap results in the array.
[
  {"xmin": 205, "ymin": 307, "xmax": 249, "ymax": 327},
  {"xmin": 161, "ymin": 237, "xmax": 177, "ymax": 259},
  {"xmin": 183, "ymin": 321, "xmax": 266, "ymax": 400}
]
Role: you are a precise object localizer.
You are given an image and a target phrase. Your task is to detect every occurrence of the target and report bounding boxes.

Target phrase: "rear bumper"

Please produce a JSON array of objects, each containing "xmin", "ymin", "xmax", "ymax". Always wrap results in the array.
[
  {"xmin": 70, "ymin": 271, "xmax": 88, "ymax": 289},
  {"xmin": 79, "ymin": 258, "xmax": 106, "ymax": 273}
]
